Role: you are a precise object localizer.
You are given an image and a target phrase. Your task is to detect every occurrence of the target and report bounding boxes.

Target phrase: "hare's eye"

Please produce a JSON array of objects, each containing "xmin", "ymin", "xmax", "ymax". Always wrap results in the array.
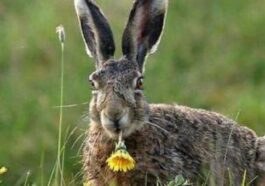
[
  {"xmin": 89, "ymin": 80, "xmax": 98, "ymax": 90},
  {"xmin": 91, "ymin": 81, "xmax": 95, "ymax": 88},
  {"xmin": 135, "ymin": 77, "xmax": 144, "ymax": 90}
]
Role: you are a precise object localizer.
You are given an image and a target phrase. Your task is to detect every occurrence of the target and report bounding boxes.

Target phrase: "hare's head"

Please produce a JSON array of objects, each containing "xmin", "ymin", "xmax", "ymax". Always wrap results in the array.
[{"xmin": 75, "ymin": 0, "xmax": 168, "ymax": 138}]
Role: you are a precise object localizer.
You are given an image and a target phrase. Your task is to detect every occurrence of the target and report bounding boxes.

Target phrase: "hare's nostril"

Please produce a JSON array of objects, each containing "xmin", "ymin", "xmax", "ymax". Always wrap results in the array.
[{"xmin": 113, "ymin": 119, "xmax": 120, "ymax": 129}]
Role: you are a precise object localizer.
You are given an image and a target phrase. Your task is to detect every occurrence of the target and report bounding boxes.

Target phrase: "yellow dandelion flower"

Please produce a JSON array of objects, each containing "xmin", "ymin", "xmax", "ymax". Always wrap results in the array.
[
  {"xmin": 0, "ymin": 167, "xmax": 7, "ymax": 175},
  {"xmin": 106, "ymin": 148, "xmax": 135, "ymax": 172},
  {"xmin": 106, "ymin": 133, "xmax": 135, "ymax": 172}
]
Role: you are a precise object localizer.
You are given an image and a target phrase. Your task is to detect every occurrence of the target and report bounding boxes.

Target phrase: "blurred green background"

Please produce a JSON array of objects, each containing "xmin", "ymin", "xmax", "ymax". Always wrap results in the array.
[{"xmin": 0, "ymin": 0, "xmax": 265, "ymax": 185}]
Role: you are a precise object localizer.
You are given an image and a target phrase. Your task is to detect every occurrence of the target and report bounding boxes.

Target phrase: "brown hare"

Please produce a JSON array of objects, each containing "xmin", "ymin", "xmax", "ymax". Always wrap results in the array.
[{"xmin": 74, "ymin": 0, "xmax": 265, "ymax": 185}]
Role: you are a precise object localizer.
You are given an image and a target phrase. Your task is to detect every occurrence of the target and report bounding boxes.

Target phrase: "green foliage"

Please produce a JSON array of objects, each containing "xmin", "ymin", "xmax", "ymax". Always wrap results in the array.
[
  {"xmin": 0, "ymin": 0, "xmax": 265, "ymax": 185},
  {"xmin": 167, "ymin": 175, "xmax": 191, "ymax": 186}
]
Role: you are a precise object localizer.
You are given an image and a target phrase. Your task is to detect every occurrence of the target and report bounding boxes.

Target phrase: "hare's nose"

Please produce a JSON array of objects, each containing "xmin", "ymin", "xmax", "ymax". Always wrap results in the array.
[{"xmin": 113, "ymin": 119, "xmax": 120, "ymax": 129}]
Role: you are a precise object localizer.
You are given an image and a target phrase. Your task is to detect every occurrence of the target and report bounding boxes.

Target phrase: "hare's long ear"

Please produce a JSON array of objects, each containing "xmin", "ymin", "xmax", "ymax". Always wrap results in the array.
[
  {"xmin": 74, "ymin": 0, "xmax": 115, "ymax": 68},
  {"xmin": 122, "ymin": 0, "xmax": 168, "ymax": 72}
]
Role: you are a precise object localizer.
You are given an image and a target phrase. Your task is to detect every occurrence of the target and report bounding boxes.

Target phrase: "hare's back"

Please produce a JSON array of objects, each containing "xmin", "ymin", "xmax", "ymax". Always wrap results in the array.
[{"xmin": 145, "ymin": 104, "xmax": 257, "ymax": 184}]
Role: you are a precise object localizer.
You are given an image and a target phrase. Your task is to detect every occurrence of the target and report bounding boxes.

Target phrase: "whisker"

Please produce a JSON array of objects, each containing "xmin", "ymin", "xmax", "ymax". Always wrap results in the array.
[
  {"xmin": 71, "ymin": 170, "xmax": 83, "ymax": 184},
  {"xmin": 71, "ymin": 132, "xmax": 85, "ymax": 149},
  {"xmin": 53, "ymin": 101, "xmax": 89, "ymax": 108},
  {"xmin": 77, "ymin": 136, "xmax": 87, "ymax": 156},
  {"xmin": 146, "ymin": 121, "xmax": 170, "ymax": 134},
  {"xmin": 151, "ymin": 117, "xmax": 172, "ymax": 125}
]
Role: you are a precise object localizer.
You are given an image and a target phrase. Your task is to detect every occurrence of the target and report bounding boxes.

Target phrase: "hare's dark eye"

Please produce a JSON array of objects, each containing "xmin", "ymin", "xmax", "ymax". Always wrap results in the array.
[
  {"xmin": 90, "ymin": 81, "xmax": 95, "ymax": 88},
  {"xmin": 135, "ymin": 77, "xmax": 144, "ymax": 90},
  {"xmin": 89, "ymin": 80, "xmax": 98, "ymax": 90}
]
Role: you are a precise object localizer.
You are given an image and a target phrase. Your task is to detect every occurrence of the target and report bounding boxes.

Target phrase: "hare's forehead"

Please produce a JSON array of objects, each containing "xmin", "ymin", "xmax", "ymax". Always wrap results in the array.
[{"xmin": 92, "ymin": 61, "xmax": 141, "ymax": 81}]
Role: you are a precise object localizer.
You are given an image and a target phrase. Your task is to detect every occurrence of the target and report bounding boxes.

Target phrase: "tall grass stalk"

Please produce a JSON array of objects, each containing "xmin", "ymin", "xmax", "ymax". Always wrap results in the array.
[
  {"xmin": 55, "ymin": 25, "xmax": 66, "ymax": 186},
  {"xmin": 40, "ymin": 147, "xmax": 45, "ymax": 186},
  {"xmin": 227, "ymin": 168, "xmax": 233, "ymax": 186},
  {"xmin": 241, "ymin": 170, "xmax": 247, "ymax": 186},
  {"xmin": 24, "ymin": 171, "xmax": 30, "ymax": 186},
  {"xmin": 223, "ymin": 110, "xmax": 241, "ymax": 165}
]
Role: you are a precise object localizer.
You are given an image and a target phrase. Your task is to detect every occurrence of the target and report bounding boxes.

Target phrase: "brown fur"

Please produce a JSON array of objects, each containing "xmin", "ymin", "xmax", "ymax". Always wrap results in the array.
[{"xmin": 83, "ymin": 104, "xmax": 260, "ymax": 185}]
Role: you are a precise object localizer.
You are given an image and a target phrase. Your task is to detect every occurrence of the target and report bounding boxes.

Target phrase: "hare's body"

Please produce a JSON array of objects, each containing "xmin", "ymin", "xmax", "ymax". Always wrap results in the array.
[
  {"xmin": 84, "ymin": 104, "xmax": 257, "ymax": 185},
  {"xmin": 74, "ymin": 0, "xmax": 265, "ymax": 185}
]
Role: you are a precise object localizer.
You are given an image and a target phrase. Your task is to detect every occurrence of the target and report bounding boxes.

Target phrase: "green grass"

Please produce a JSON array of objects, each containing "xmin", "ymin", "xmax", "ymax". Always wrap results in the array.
[{"xmin": 0, "ymin": 0, "xmax": 265, "ymax": 185}]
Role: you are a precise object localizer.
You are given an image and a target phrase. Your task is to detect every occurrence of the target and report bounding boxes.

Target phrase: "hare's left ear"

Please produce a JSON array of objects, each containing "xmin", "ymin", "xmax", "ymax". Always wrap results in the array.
[
  {"xmin": 75, "ymin": 0, "xmax": 115, "ymax": 69},
  {"xmin": 122, "ymin": 0, "xmax": 168, "ymax": 72}
]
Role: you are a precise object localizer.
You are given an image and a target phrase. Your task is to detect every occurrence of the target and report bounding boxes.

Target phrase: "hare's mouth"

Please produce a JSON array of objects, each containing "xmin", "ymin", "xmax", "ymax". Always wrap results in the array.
[{"xmin": 102, "ymin": 124, "xmax": 132, "ymax": 139}]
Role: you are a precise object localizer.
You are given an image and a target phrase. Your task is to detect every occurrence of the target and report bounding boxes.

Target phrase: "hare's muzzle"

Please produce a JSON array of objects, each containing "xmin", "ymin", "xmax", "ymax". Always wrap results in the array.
[{"xmin": 100, "ymin": 105, "xmax": 131, "ymax": 138}]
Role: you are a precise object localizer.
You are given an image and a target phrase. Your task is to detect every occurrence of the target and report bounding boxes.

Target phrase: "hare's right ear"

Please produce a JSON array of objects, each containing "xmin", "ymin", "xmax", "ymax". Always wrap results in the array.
[
  {"xmin": 122, "ymin": 0, "xmax": 168, "ymax": 72},
  {"xmin": 74, "ymin": 0, "xmax": 115, "ymax": 68}
]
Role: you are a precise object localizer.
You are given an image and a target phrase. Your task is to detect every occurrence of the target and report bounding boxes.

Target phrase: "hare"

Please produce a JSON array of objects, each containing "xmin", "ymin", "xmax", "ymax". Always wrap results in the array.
[{"xmin": 74, "ymin": 0, "xmax": 265, "ymax": 185}]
